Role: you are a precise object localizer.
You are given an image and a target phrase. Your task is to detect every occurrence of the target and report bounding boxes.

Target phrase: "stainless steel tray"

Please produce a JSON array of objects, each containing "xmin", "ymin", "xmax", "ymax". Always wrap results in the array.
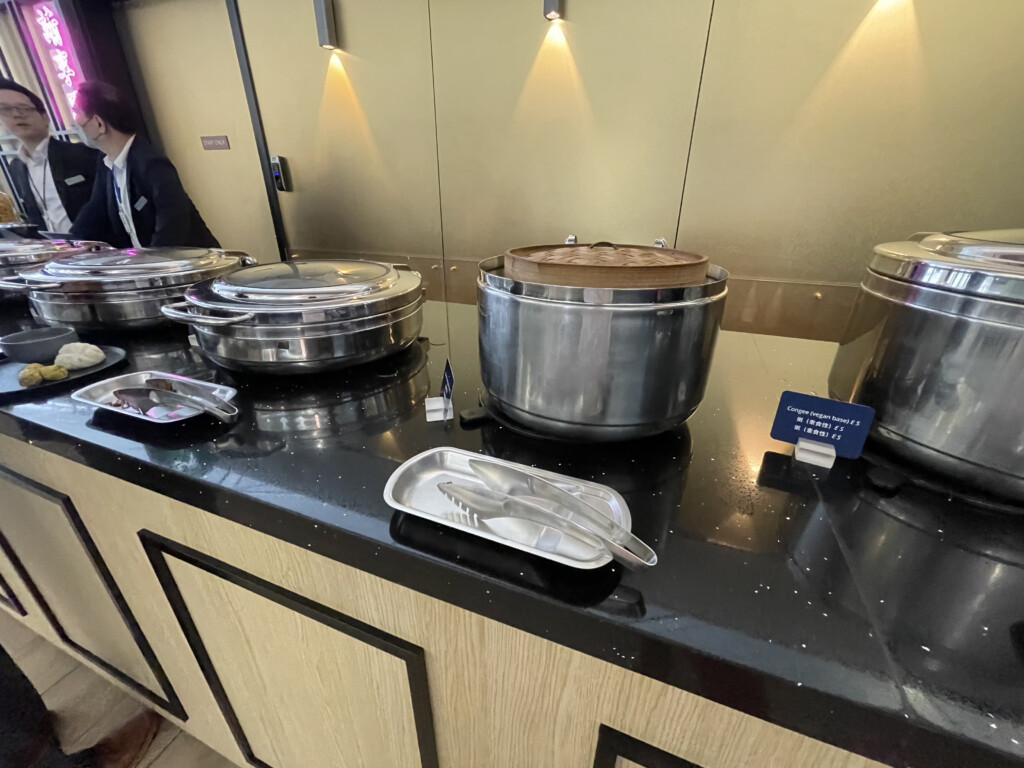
[
  {"xmin": 383, "ymin": 447, "xmax": 631, "ymax": 569},
  {"xmin": 72, "ymin": 371, "xmax": 237, "ymax": 424}
]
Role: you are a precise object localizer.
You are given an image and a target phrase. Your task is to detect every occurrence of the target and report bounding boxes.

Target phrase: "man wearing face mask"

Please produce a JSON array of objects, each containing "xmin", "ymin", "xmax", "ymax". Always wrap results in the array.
[
  {"xmin": 0, "ymin": 79, "xmax": 99, "ymax": 234},
  {"xmin": 70, "ymin": 81, "xmax": 219, "ymax": 248}
]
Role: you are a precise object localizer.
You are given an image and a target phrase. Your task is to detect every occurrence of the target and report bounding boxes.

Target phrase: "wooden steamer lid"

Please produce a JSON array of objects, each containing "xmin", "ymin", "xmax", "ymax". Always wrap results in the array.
[{"xmin": 504, "ymin": 241, "xmax": 708, "ymax": 288}]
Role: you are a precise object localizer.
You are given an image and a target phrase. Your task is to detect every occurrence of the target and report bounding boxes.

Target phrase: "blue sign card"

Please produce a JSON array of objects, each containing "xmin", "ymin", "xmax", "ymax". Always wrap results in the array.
[
  {"xmin": 770, "ymin": 391, "xmax": 875, "ymax": 460},
  {"xmin": 440, "ymin": 359, "xmax": 454, "ymax": 401}
]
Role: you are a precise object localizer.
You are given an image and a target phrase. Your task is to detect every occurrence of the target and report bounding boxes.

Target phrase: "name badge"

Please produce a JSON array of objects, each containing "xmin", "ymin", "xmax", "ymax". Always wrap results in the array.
[
  {"xmin": 134, "ymin": 196, "xmax": 149, "ymax": 212},
  {"xmin": 64, "ymin": 174, "xmax": 85, "ymax": 186},
  {"xmin": 770, "ymin": 391, "xmax": 875, "ymax": 459}
]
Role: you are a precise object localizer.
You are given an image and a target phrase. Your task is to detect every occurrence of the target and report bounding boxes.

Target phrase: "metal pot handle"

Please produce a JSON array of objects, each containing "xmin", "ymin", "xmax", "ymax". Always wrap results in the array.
[
  {"xmin": 0, "ymin": 276, "xmax": 61, "ymax": 292},
  {"xmin": 589, "ymin": 241, "xmax": 619, "ymax": 249},
  {"xmin": 160, "ymin": 301, "xmax": 255, "ymax": 326}
]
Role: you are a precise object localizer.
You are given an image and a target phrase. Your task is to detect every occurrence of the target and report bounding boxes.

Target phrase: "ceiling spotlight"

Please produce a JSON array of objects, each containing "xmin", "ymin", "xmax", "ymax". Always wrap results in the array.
[
  {"xmin": 314, "ymin": 0, "xmax": 339, "ymax": 50},
  {"xmin": 543, "ymin": 0, "xmax": 563, "ymax": 21}
]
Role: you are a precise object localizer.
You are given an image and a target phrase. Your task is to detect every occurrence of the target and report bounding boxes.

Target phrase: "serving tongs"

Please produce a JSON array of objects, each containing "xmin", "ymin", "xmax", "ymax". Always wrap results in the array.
[
  {"xmin": 467, "ymin": 459, "xmax": 657, "ymax": 570},
  {"xmin": 112, "ymin": 382, "xmax": 239, "ymax": 424},
  {"xmin": 437, "ymin": 481, "xmax": 607, "ymax": 565}
]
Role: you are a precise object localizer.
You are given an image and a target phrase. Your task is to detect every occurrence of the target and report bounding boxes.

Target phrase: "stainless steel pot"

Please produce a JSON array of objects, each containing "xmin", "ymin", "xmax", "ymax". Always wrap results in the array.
[
  {"xmin": 478, "ymin": 254, "xmax": 727, "ymax": 441},
  {"xmin": 0, "ymin": 247, "xmax": 254, "ymax": 330},
  {"xmin": 161, "ymin": 259, "xmax": 425, "ymax": 374},
  {"xmin": 829, "ymin": 229, "xmax": 1024, "ymax": 499}
]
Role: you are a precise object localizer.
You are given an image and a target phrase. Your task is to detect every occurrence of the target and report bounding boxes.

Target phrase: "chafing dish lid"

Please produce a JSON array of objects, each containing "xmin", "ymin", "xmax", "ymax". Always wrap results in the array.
[
  {"xmin": 0, "ymin": 239, "xmax": 104, "ymax": 268},
  {"xmin": 19, "ymin": 247, "xmax": 249, "ymax": 290},
  {"xmin": 871, "ymin": 230, "xmax": 1024, "ymax": 303},
  {"xmin": 184, "ymin": 259, "xmax": 423, "ymax": 317}
]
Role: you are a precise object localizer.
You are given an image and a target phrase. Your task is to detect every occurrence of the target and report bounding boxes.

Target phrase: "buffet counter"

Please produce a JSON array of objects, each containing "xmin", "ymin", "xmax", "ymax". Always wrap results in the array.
[{"xmin": 0, "ymin": 300, "xmax": 1019, "ymax": 768}]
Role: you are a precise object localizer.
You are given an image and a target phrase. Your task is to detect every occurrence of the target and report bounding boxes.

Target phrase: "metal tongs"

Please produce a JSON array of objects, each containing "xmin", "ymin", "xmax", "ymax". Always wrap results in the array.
[
  {"xmin": 437, "ymin": 459, "xmax": 657, "ymax": 570},
  {"xmin": 467, "ymin": 460, "xmax": 657, "ymax": 570},
  {"xmin": 113, "ymin": 377, "xmax": 239, "ymax": 424},
  {"xmin": 437, "ymin": 482, "xmax": 608, "ymax": 564}
]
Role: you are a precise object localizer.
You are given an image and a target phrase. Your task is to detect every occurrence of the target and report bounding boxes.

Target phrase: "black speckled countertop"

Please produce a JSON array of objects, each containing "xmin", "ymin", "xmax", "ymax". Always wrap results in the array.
[{"xmin": 0, "ymin": 299, "xmax": 1021, "ymax": 768}]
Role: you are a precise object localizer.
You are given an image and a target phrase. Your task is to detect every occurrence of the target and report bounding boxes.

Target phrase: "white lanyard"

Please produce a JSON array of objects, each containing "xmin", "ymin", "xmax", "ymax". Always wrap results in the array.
[
  {"xmin": 112, "ymin": 170, "xmax": 141, "ymax": 248},
  {"xmin": 26, "ymin": 157, "xmax": 53, "ymax": 230}
]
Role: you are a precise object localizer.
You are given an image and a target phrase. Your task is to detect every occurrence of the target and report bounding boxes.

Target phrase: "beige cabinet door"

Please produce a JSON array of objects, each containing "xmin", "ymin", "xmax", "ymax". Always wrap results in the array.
[
  {"xmin": 0, "ymin": 466, "xmax": 183, "ymax": 718},
  {"xmin": 142, "ymin": 532, "xmax": 437, "ymax": 768}
]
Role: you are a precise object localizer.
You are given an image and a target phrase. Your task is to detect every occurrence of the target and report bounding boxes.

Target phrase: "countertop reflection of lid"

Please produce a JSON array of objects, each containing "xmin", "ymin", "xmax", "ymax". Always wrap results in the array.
[
  {"xmin": 871, "ymin": 229, "xmax": 1024, "ymax": 303},
  {"xmin": 184, "ymin": 260, "xmax": 423, "ymax": 320}
]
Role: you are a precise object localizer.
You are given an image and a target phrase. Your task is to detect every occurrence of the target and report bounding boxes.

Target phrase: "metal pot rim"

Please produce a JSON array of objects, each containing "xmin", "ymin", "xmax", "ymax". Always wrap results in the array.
[
  {"xmin": 872, "ymin": 230, "xmax": 1024, "ymax": 305},
  {"xmin": 862, "ymin": 270, "xmax": 1024, "ymax": 328},
  {"xmin": 478, "ymin": 256, "xmax": 727, "ymax": 305},
  {"xmin": 182, "ymin": 265, "xmax": 423, "ymax": 322},
  {"xmin": 17, "ymin": 248, "xmax": 251, "ymax": 292}
]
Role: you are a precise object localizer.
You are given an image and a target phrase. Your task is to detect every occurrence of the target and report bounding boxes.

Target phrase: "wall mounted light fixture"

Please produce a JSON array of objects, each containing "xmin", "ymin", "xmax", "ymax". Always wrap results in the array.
[
  {"xmin": 314, "ymin": 0, "xmax": 339, "ymax": 49},
  {"xmin": 543, "ymin": 0, "xmax": 563, "ymax": 21}
]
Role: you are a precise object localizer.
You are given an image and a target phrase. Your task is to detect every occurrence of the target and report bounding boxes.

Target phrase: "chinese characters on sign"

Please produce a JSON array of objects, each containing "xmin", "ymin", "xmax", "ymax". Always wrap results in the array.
[
  {"xmin": 770, "ymin": 391, "xmax": 875, "ymax": 460},
  {"xmin": 31, "ymin": 3, "xmax": 83, "ymax": 110}
]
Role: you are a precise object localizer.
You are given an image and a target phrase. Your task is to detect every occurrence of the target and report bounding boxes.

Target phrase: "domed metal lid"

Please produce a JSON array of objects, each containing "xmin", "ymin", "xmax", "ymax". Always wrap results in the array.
[
  {"xmin": 183, "ymin": 259, "xmax": 423, "ymax": 320},
  {"xmin": 19, "ymin": 247, "xmax": 251, "ymax": 291},
  {"xmin": 0, "ymin": 239, "xmax": 106, "ymax": 268},
  {"xmin": 871, "ymin": 230, "xmax": 1024, "ymax": 303},
  {"xmin": 211, "ymin": 260, "xmax": 399, "ymax": 302}
]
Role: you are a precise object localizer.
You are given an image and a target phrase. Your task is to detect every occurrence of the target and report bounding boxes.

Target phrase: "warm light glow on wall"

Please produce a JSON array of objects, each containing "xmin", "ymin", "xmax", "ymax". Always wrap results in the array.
[
  {"xmin": 515, "ymin": 21, "xmax": 591, "ymax": 123},
  {"xmin": 318, "ymin": 51, "xmax": 382, "ymax": 175},
  {"xmin": 786, "ymin": 0, "xmax": 923, "ymax": 147}
]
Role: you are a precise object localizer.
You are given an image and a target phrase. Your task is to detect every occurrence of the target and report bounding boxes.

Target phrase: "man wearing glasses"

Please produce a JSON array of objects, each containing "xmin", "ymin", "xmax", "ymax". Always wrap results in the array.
[{"xmin": 0, "ymin": 79, "xmax": 99, "ymax": 235}]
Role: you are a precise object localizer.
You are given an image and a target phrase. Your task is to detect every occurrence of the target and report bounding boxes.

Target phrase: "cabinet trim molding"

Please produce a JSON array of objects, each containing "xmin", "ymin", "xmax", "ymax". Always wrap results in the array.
[
  {"xmin": 593, "ymin": 724, "xmax": 706, "ymax": 768},
  {"xmin": 140, "ymin": 530, "xmax": 439, "ymax": 768},
  {"xmin": 0, "ymin": 566, "xmax": 26, "ymax": 616},
  {"xmin": 0, "ymin": 466, "xmax": 184, "ymax": 719}
]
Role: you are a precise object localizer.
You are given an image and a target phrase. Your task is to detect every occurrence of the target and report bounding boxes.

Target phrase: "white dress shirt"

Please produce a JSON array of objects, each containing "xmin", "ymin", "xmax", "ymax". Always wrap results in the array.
[
  {"xmin": 104, "ymin": 134, "xmax": 141, "ymax": 249},
  {"xmin": 20, "ymin": 137, "xmax": 72, "ymax": 233}
]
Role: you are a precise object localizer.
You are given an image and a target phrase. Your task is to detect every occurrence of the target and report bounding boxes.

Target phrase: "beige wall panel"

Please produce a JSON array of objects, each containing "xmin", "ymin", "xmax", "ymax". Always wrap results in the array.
[
  {"xmin": 115, "ymin": 0, "xmax": 278, "ymax": 263},
  {"xmin": 431, "ymin": 0, "xmax": 714, "ymax": 261},
  {"xmin": 677, "ymin": 0, "xmax": 1024, "ymax": 283},
  {"xmin": 167, "ymin": 559, "xmax": 422, "ymax": 768},
  {"xmin": 0, "ymin": 435, "xmax": 884, "ymax": 768},
  {"xmin": 237, "ymin": 0, "xmax": 441, "ymax": 259}
]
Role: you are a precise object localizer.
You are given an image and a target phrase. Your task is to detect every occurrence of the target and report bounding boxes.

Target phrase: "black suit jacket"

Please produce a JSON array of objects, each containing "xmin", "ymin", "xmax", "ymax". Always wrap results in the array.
[
  {"xmin": 8, "ymin": 139, "xmax": 100, "ymax": 232},
  {"xmin": 70, "ymin": 137, "xmax": 219, "ymax": 249}
]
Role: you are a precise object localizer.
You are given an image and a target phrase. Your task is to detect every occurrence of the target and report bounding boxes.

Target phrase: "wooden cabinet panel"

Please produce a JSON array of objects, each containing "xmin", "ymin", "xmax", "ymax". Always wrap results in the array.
[
  {"xmin": 0, "ymin": 435, "xmax": 883, "ymax": 768},
  {"xmin": 0, "ymin": 466, "xmax": 182, "ymax": 717},
  {"xmin": 0, "ymin": 546, "xmax": 26, "ymax": 616},
  {"xmin": 145, "ymin": 534, "xmax": 436, "ymax": 768}
]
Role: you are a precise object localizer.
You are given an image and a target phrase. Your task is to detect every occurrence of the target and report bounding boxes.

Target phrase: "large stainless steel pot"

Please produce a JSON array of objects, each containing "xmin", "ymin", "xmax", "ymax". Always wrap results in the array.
[
  {"xmin": 161, "ymin": 259, "xmax": 425, "ymax": 374},
  {"xmin": 0, "ymin": 247, "xmax": 254, "ymax": 330},
  {"xmin": 829, "ymin": 229, "xmax": 1024, "ymax": 500},
  {"xmin": 478, "ymin": 254, "xmax": 727, "ymax": 441}
]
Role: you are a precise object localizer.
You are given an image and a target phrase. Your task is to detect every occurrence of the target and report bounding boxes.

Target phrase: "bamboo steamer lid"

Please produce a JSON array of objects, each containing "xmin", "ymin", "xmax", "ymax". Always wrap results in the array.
[{"xmin": 504, "ymin": 240, "xmax": 708, "ymax": 288}]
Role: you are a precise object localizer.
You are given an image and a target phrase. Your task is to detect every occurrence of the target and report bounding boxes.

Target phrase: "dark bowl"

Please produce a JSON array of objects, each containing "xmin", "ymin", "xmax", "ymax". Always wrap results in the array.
[{"xmin": 0, "ymin": 326, "xmax": 78, "ymax": 363}]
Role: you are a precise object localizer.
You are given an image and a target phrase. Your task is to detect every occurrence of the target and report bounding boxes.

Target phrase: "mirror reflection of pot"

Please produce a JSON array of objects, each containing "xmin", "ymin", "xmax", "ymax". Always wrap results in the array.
[
  {"xmin": 116, "ymin": 328, "xmax": 214, "ymax": 380},
  {"xmin": 791, "ymin": 465, "xmax": 1024, "ymax": 720},
  {"xmin": 389, "ymin": 511, "xmax": 623, "ymax": 607},
  {"xmin": 215, "ymin": 341, "xmax": 430, "ymax": 457},
  {"xmin": 478, "ymin": 422, "xmax": 692, "ymax": 556}
]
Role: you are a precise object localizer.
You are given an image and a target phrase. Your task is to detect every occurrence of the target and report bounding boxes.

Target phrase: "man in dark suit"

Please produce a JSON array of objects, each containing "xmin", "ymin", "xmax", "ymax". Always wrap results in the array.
[
  {"xmin": 0, "ymin": 80, "xmax": 99, "ymax": 235},
  {"xmin": 70, "ymin": 81, "xmax": 219, "ymax": 249}
]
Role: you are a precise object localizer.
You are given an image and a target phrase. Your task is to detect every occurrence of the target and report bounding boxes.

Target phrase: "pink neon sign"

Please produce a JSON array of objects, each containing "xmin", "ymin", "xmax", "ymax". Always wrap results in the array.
[{"xmin": 30, "ymin": 2, "xmax": 83, "ymax": 110}]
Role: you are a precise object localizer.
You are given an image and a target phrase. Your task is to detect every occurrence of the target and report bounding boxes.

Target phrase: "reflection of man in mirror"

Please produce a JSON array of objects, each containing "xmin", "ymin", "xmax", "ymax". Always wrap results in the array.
[
  {"xmin": 0, "ymin": 79, "xmax": 99, "ymax": 235},
  {"xmin": 71, "ymin": 81, "xmax": 219, "ymax": 249}
]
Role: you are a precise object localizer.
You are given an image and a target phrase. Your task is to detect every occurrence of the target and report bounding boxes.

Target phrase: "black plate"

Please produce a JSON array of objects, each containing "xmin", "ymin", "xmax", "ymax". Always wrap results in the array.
[{"xmin": 0, "ymin": 346, "xmax": 127, "ymax": 403}]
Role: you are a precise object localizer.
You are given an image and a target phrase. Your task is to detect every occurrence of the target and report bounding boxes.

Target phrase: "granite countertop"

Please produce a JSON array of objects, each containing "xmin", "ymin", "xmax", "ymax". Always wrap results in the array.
[{"xmin": 0, "ymin": 299, "xmax": 1020, "ymax": 768}]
